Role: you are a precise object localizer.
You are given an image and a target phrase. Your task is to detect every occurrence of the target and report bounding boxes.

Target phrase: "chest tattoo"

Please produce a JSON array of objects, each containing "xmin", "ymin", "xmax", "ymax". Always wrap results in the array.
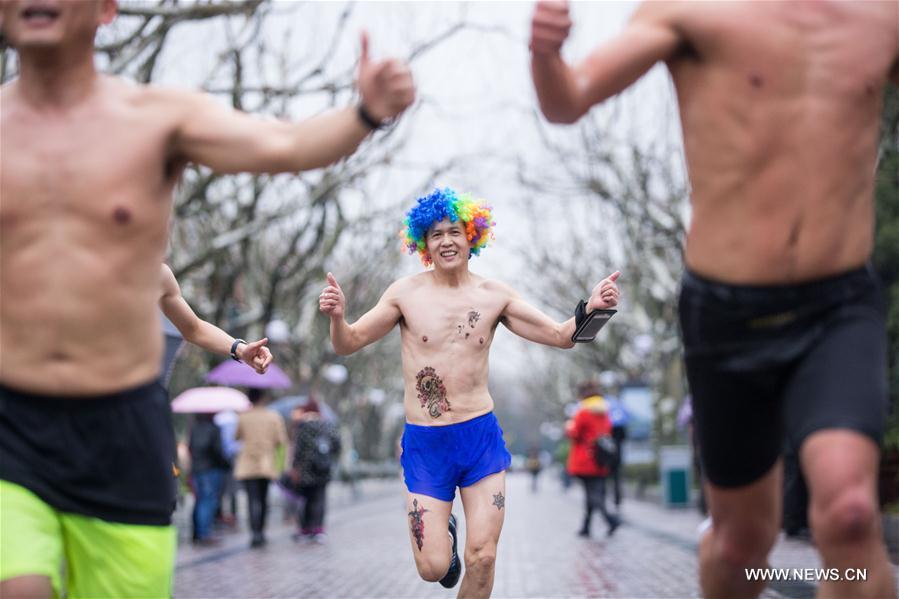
[
  {"xmin": 456, "ymin": 310, "xmax": 482, "ymax": 337},
  {"xmin": 415, "ymin": 366, "xmax": 450, "ymax": 418}
]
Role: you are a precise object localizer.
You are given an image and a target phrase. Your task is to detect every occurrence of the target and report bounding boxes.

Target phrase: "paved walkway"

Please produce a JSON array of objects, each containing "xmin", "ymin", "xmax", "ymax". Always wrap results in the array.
[{"xmin": 173, "ymin": 471, "xmax": 897, "ymax": 598}]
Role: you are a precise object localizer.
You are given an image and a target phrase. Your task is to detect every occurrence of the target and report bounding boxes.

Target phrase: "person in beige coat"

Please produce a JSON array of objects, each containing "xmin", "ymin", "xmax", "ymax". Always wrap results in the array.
[{"xmin": 235, "ymin": 388, "xmax": 287, "ymax": 548}]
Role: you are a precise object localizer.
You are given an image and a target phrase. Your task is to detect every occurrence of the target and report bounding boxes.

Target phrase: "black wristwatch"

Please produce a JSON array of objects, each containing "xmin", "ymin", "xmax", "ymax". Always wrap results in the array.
[
  {"xmin": 574, "ymin": 299, "xmax": 588, "ymax": 329},
  {"xmin": 357, "ymin": 104, "xmax": 385, "ymax": 130},
  {"xmin": 230, "ymin": 338, "xmax": 247, "ymax": 362}
]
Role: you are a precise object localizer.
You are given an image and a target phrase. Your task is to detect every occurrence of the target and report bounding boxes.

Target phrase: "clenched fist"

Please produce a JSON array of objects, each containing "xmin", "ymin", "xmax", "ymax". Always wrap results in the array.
[{"xmin": 530, "ymin": 0, "xmax": 573, "ymax": 56}]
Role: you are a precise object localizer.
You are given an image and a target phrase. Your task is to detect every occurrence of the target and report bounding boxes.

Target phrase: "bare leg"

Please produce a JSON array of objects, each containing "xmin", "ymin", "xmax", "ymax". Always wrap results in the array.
[
  {"xmin": 0, "ymin": 575, "xmax": 54, "ymax": 599},
  {"xmin": 405, "ymin": 493, "xmax": 453, "ymax": 582},
  {"xmin": 802, "ymin": 430, "xmax": 896, "ymax": 599},
  {"xmin": 699, "ymin": 462, "xmax": 782, "ymax": 599},
  {"xmin": 458, "ymin": 471, "xmax": 506, "ymax": 599}
]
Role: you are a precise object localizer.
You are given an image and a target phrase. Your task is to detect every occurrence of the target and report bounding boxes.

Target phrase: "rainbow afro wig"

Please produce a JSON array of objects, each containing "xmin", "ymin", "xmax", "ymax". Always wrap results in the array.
[{"xmin": 401, "ymin": 187, "xmax": 496, "ymax": 267}]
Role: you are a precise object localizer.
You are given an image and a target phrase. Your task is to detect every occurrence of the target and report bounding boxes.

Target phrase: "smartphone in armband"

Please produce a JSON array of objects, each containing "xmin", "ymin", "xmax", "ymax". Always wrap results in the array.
[{"xmin": 571, "ymin": 309, "xmax": 616, "ymax": 343}]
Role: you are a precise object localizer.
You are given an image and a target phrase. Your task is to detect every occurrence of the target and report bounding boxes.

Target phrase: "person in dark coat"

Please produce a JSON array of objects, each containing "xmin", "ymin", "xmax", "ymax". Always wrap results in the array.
[
  {"xmin": 189, "ymin": 414, "xmax": 230, "ymax": 545},
  {"xmin": 288, "ymin": 399, "xmax": 341, "ymax": 542}
]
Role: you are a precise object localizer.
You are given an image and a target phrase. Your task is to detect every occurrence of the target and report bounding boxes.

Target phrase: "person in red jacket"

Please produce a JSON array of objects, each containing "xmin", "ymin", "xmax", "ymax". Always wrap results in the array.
[{"xmin": 566, "ymin": 380, "xmax": 621, "ymax": 538}]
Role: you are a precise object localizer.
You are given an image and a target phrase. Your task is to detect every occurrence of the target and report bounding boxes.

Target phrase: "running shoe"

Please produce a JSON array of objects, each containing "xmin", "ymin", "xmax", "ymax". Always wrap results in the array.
[{"xmin": 438, "ymin": 514, "xmax": 462, "ymax": 588}]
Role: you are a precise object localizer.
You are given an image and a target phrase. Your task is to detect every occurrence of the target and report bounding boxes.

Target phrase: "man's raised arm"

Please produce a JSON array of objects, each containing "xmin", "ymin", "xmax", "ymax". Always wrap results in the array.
[
  {"xmin": 319, "ymin": 273, "xmax": 403, "ymax": 356},
  {"xmin": 499, "ymin": 271, "xmax": 620, "ymax": 348},
  {"xmin": 530, "ymin": 1, "xmax": 681, "ymax": 124},
  {"xmin": 173, "ymin": 32, "xmax": 414, "ymax": 174}
]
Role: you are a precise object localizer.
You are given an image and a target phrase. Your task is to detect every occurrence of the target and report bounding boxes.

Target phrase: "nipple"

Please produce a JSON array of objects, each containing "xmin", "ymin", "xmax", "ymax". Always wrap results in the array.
[{"xmin": 112, "ymin": 206, "xmax": 132, "ymax": 225}]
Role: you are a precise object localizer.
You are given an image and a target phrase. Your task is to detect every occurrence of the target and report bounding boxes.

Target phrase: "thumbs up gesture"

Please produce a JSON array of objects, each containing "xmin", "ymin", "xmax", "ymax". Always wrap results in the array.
[
  {"xmin": 356, "ymin": 31, "xmax": 416, "ymax": 125},
  {"xmin": 589, "ymin": 271, "xmax": 621, "ymax": 311},
  {"xmin": 319, "ymin": 272, "xmax": 347, "ymax": 318},
  {"xmin": 530, "ymin": 0, "xmax": 573, "ymax": 55}
]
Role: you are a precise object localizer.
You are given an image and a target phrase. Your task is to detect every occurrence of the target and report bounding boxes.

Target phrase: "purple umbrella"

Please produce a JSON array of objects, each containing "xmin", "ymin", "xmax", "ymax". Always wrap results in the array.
[
  {"xmin": 171, "ymin": 387, "xmax": 251, "ymax": 413},
  {"xmin": 205, "ymin": 360, "xmax": 292, "ymax": 389}
]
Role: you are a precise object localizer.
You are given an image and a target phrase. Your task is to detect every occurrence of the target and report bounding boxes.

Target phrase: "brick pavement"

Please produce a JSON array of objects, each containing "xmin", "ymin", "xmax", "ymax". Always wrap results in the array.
[{"xmin": 173, "ymin": 472, "xmax": 899, "ymax": 598}]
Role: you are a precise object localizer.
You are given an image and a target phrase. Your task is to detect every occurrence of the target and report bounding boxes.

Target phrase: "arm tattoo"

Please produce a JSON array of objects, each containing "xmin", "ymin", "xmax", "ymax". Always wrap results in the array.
[
  {"xmin": 492, "ymin": 492, "xmax": 505, "ymax": 511},
  {"xmin": 416, "ymin": 366, "xmax": 450, "ymax": 418},
  {"xmin": 408, "ymin": 498, "xmax": 429, "ymax": 551}
]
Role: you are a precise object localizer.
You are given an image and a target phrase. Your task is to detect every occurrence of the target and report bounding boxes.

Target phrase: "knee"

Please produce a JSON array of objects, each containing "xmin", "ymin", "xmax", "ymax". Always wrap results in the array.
[
  {"xmin": 811, "ymin": 488, "xmax": 878, "ymax": 546},
  {"xmin": 464, "ymin": 545, "xmax": 496, "ymax": 575},
  {"xmin": 415, "ymin": 558, "xmax": 449, "ymax": 583},
  {"xmin": 710, "ymin": 522, "xmax": 777, "ymax": 570}
]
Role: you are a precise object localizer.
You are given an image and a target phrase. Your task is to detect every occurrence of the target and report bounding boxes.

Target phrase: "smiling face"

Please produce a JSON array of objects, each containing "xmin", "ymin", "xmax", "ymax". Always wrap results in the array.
[
  {"xmin": 1, "ymin": 0, "xmax": 116, "ymax": 51},
  {"xmin": 425, "ymin": 218, "xmax": 471, "ymax": 271}
]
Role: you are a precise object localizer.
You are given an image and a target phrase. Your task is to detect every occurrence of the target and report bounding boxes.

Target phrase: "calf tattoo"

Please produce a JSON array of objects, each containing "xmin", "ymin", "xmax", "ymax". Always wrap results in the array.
[
  {"xmin": 416, "ymin": 366, "xmax": 450, "ymax": 418},
  {"xmin": 408, "ymin": 498, "xmax": 429, "ymax": 551},
  {"xmin": 492, "ymin": 492, "xmax": 505, "ymax": 511}
]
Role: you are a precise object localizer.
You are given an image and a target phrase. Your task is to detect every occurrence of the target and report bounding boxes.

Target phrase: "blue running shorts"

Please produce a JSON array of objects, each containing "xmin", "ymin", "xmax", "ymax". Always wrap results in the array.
[{"xmin": 401, "ymin": 412, "xmax": 512, "ymax": 501}]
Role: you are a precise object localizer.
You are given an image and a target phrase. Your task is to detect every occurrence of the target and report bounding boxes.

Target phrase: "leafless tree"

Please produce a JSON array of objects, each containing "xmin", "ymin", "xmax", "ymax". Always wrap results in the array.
[{"xmin": 516, "ymin": 105, "xmax": 691, "ymax": 444}]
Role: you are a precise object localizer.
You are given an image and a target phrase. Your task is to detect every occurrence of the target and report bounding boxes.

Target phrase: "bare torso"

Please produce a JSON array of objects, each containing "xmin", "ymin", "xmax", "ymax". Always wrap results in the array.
[
  {"xmin": 394, "ymin": 272, "xmax": 509, "ymax": 426},
  {"xmin": 1, "ymin": 76, "xmax": 185, "ymax": 394},
  {"xmin": 663, "ymin": 1, "xmax": 898, "ymax": 283}
]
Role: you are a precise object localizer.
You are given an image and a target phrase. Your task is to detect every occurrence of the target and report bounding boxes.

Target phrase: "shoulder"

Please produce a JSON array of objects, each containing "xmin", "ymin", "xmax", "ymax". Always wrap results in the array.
[
  {"xmin": 479, "ymin": 277, "xmax": 516, "ymax": 298},
  {"xmin": 120, "ymin": 81, "xmax": 222, "ymax": 128},
  {"xmin": 125, "ymin": 80, "xmax": 202, "ymax": 107},
  {"xmin": 625, "ymin": 1, "xmax": 682, "ymax": 41},
  {"xmin": 631, "ymin": 1, "xmax": 690, "ymax": 28},
  {"xmin": 385, "ymin": 273, "xmax": 428, "ymax": 298},
  {"xmin": 629, "ymin": 1, "xmax": 694, "ymax": 50}
]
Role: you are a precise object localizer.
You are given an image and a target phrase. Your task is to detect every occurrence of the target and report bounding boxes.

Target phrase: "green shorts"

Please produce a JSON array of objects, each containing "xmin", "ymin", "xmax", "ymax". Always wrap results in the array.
[{"xmin": 0, "ymin": 480, "xmax": 176, "ymax": 598}]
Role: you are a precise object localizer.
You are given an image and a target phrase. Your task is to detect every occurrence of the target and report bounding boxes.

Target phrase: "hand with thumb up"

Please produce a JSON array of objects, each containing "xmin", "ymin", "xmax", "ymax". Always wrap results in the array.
[
  {"xmin": 356, "ymin": 30, "xmax": 416, "ymax": 126},
  {"xmin": 319, "ymin": 272, "xmax": 347, "ymax": 319}
]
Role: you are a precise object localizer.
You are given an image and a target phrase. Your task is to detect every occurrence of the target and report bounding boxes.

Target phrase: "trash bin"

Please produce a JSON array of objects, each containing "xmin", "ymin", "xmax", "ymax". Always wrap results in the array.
[{"xmin": 659, "ymin": 445, "xmax": 692, "ymax": 507}]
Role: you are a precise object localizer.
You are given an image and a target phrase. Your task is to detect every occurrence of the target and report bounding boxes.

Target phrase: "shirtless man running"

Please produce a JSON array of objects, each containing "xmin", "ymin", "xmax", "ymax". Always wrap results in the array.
[
  {"xmin": 0, "ymin": 1, "xmax": 414, "ymax": 597},
  {"xmin": 319, "ymin": 187, "xmax": 620, "ymax": 599},
  {"xmin": 530, "ymin": 1, "xmax": 899, "ymax": 597}
]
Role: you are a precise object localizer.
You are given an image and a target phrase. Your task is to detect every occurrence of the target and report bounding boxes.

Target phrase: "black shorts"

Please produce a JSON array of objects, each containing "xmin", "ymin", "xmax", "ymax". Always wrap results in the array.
[
  {"xmin": 0, "ymin": 379, "xmax": 177, "ymax": 525},
  {"xmin": 678, "ymin": 265, "xmax": 888, "ymax": 488}
]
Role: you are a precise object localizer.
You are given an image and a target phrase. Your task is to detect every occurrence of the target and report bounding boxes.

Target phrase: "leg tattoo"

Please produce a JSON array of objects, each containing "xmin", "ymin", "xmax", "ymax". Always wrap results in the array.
[
  {"xmin": 416, "ymin": 366, "xmax": 450, "ymax": 418},
  {"xmin": 408, "ymin": 498, "xmax": 429, "ymax": 551},
  {"xmin": 492, "ymin": 492, "xmax": 505, "ymax": 510}
]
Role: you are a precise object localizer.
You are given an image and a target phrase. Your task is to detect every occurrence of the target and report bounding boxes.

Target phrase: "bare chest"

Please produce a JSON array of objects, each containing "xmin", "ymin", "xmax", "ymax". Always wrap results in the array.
[
  {"xmin": 672, "ymin": 3, "xmax": 896, "ymax": 97},
  {"xmin": 399, "ymin": 292, "xmax": 503, "ymax": 351},
  {"xmin": 1, "ymin": 105, "xmax": 178, "ymax": 239}
]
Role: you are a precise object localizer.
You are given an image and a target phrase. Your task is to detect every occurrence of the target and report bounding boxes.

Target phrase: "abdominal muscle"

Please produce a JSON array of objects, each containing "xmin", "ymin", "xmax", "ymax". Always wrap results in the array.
[{"xmin": 1, "ymin": 242, "xmax": 165, "ymax": 396}]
